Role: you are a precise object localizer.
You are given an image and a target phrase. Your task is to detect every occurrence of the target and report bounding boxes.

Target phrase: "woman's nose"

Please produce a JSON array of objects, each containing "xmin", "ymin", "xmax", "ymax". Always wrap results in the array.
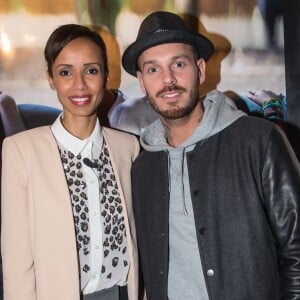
[{"xmin": 73, "ymin": 74, "xmax": 87, "ymax": 89}]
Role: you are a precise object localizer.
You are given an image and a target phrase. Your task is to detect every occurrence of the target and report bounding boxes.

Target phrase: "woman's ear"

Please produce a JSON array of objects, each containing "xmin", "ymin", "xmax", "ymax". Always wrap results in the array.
[
  {"xmin": 47, "ymin": 75, "xmax": 56, "ymax": 91},
  {"xmin": 105, "ymin": 74, "xmax": 109, "ymax": 89}
]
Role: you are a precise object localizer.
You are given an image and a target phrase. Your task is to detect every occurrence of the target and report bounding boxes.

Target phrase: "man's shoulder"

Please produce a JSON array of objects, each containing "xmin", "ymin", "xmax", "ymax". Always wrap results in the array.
[
  {"xmin": 229, "ymin": 115, "xmax": 276, "ymax": 134},
  {"xmin": 133, "ymin": 147, "xmax": 165, "ymax": 168},
  {"xmin": 215, "ymin": 116, "xmax": 287, "ymax": 154}
]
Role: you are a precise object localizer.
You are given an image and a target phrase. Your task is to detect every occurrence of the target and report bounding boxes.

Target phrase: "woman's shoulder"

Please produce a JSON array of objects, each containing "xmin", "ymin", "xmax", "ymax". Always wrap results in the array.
[
  {"xmin": 102, "ymin": 126, "xmax": 138, "ymax": 141},
  {"xmin": 9, "ymin": 125, "xmax": 51, "ymax": 137},
  {"xmin": 4, "ymin": 126, "xmax": 53, "ymax": 146},
  {"xmin": 102, "ymin": 126, "xmax": 140, "ymax": 157}
]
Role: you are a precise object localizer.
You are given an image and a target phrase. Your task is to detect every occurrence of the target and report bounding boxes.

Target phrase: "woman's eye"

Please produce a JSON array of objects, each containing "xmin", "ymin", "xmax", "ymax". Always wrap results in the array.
[
  {"xmin": 59, "ymin": 69, "xmax": 71, "ymax": 76},
  {"xmin": 86, "ymin": 67, "xmax": 99, "ymax": 75}
]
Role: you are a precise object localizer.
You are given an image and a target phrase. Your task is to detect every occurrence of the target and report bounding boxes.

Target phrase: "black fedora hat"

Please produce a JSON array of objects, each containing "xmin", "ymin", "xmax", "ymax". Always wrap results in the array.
[{"xmin": 122, "ymin": 11, "xmax": 214, "ymax": 77}]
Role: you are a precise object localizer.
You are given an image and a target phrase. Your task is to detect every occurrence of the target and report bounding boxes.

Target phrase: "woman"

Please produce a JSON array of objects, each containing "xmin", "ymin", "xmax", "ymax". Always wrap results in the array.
[{"xmin": 1, "ymin": 24, "xmax": 140, "ymax": 300}]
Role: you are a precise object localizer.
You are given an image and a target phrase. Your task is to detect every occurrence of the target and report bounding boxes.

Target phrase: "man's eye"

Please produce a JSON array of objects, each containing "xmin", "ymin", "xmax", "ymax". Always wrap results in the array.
[
  {"xmin": 86, "ymin": 67, "xmax": 99, "ymax": 75},
  {"xmin": 174, "ymin": 61, "xmax": 185, "ymax": 68},
  {"xmin": 147, "ymin": 67, "xmax": 158, "ymax": 73},
  {"xmin": 59, "ymin": 69, "xmax": 71, "ymax": 76}
]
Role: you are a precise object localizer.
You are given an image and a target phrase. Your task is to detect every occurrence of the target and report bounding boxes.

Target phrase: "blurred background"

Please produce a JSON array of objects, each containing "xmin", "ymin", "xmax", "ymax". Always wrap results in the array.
[{"xmin": 0, "ymin": 0, "xmax": 285, "ymax": 108}]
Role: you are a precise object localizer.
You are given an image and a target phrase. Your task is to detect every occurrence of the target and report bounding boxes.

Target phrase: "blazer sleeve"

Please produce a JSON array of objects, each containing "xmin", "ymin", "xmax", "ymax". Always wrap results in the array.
[{"xmin": 1, "ymin": 136, "xmax": 37, "ymax": 300}]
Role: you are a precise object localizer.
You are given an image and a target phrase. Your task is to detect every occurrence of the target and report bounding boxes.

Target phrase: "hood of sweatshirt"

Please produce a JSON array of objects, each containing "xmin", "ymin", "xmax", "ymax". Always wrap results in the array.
[{"xmin": 140, "ymin": 89, "xmax": 246, "ymax": 152}]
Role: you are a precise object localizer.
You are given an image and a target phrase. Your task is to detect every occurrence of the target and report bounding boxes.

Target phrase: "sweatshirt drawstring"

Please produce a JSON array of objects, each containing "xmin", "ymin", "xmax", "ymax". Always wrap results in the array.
[
  {"xmin": 166, "ymin": 149, "xmax": 188, "ymax": 215},
  {"xmin": 182, "ymin": 149, "xmax": 188, "ymax": 215}
]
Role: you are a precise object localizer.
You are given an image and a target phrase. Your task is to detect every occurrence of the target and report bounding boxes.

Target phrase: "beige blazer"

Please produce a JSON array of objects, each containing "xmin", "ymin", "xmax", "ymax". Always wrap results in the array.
[{"xmin": 1, "ymin": 126, "xmax": 140, "ymax": 300}]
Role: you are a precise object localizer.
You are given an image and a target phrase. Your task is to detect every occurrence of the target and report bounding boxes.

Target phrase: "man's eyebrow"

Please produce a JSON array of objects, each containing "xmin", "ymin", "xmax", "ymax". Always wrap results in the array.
[{"xmin": 141, "ymin": 54, "xmax": 191, "ymax": 67}]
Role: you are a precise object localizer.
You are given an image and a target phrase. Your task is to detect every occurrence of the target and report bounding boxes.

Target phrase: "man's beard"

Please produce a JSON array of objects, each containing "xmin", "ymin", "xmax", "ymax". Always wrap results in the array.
[{"xmin": 146, "ymin": 83, "xmax": 200, "ymax": 120}]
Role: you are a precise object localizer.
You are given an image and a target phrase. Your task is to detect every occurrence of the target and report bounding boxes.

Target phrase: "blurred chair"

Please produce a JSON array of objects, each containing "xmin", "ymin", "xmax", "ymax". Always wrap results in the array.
[
  {"xmin": 0, "ymin": 92, "xmax": 61, "ymax": 300},
  {"xmin": 0, "ymin": 93, "xmax": 61, "ymax": 136}
]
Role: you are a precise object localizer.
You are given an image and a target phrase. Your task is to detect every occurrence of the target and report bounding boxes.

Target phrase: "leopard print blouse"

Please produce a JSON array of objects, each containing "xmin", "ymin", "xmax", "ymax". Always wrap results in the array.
[{"xmin": 58, "ymin": 139, "xmax": 129, "ymax": 289}]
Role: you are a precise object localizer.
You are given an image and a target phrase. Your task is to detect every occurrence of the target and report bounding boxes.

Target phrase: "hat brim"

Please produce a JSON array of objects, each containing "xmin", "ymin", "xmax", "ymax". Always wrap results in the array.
[{"xmin": 122, "ymin": 29, "xmax": 214, "ymax": 77}]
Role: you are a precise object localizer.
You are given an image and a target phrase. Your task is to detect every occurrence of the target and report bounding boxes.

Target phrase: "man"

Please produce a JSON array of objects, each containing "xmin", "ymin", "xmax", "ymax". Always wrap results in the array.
[
  {"xmin": 110, "ymin": 15, "xmax": 232, "ymax": 136},
  {"xmin": 122, "ymin": 11, "xmax": 300, "ymax": 300}
]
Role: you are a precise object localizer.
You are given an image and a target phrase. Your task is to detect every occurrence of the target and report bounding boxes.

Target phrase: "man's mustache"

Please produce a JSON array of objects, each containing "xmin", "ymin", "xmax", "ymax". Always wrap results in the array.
[{"xmin": 156, "ymin": 85, "xmax": 186, "ymax": 97}]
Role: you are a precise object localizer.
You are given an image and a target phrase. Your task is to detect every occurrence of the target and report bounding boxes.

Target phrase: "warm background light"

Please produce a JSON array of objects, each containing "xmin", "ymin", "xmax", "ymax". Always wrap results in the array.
[
  {"xmin": 0, "ymin": 30, "xmax": 12, "ymax": 54},
  {"xmin": 0, "ymin": 0, "xmax": 285, "ymax": 107}
]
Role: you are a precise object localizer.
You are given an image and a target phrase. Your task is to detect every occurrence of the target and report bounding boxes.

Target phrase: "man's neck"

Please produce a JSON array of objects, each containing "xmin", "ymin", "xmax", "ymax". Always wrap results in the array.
[{"xmin": 163, "ymin": 106, "xmax": 203, "ymax": 147}]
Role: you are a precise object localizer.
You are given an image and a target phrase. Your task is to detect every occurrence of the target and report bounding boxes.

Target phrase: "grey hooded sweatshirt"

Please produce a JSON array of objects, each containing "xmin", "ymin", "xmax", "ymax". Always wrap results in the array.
[{"xmin": 139, "ymin": 90, "xmax": 246, "ymax": 300}]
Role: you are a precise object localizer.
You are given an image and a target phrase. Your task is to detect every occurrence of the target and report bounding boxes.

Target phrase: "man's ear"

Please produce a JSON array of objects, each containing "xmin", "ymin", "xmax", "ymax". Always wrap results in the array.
[
  {"xmin": 197, "ymin": 58, "xmax": 206, "ymax": 85},
  {"xmin": 137, "ymin": 71, "xmax": 146, "ymax": 94}
]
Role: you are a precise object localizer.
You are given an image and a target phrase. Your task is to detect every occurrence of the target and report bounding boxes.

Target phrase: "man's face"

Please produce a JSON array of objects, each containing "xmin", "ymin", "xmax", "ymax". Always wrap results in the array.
[{"xmin": 137, "ymin": 43, "xmax": 206, "ymax": 120}]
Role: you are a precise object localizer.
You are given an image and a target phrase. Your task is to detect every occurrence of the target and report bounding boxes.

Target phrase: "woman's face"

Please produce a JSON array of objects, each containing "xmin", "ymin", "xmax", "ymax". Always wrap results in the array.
[{"xmin": 48, "ymin": 37, "xmax": 107, "ymax": 122}]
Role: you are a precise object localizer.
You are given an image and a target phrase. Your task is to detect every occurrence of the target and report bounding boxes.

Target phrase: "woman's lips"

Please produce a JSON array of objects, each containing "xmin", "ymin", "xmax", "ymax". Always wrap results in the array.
[{"xmin": 69, "ymin": 96, "xmax": 91, "ymax": 106}]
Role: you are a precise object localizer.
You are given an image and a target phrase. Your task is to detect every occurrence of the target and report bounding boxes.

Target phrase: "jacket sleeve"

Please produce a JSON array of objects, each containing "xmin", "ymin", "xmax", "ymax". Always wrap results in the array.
[
  {"xmin": 262, "ymin": 126, "xmax": 300, "ymax": 299},
  {"xmin": 1, "ymin": 137, "xmax": 36, "ymax": 300}
]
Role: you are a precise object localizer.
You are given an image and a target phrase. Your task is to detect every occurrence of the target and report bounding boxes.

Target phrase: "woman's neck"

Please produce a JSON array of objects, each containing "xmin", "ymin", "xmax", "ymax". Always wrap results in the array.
[{"xmin": 61, "ymin": 115, "xmax": 97, "ymax": 140}]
